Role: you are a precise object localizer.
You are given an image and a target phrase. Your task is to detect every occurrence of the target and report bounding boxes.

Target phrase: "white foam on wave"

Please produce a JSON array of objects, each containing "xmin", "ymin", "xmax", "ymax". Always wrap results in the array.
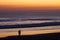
[{"xmin": 0, "ymin": 20, "xmax": 58, "ymax": 25}]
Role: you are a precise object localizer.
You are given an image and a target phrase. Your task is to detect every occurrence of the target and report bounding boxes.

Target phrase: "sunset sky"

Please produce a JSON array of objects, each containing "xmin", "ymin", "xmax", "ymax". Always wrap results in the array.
[
  {"xmin": 0, "ymin": 0, "xmax": 60, "ymax": 10},
  {"xmin": 0, "ymin": 0, "xmax": 60, "ymax": 38},
  {"xmin": 0, "ymin": 0, "xmax": 60, "ymax": 18}
]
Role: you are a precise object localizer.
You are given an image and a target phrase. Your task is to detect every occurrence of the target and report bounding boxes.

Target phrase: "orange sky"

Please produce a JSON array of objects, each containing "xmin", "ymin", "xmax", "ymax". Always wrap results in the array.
[{"xmin": 0, "ymin": 0, "xmax": 60, "ymax": 10}]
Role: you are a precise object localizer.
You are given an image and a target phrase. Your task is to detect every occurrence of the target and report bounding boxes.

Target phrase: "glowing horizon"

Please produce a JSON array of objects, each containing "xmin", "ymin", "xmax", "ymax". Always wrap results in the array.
[{"xmin": 0, "ymin": 0, "xmax": 60, "ymax": 10}]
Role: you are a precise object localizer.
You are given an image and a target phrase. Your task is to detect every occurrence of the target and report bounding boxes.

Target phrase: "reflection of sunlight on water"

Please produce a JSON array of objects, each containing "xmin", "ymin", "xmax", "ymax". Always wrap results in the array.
[
  {"xmin": 0, "ymin": 32, "xmax": 18, "ymax": 38},
  {"xmin": 0, "ymin": 26, "xmax": 60, "ymax": 34},
  {"xmin": 0, "ymin": 29, "xmax": 60, "ymax": 38},
  {"xmin": 0, "ymin": 26, "xmax": 60, "ymax": 32},
  {"xmin": 0, "ymin": 20, "xmax": 60, "ymax": 38},
  {"xmin": 22, "ymin": 29, "xmax": 60, "ymax": 35}
]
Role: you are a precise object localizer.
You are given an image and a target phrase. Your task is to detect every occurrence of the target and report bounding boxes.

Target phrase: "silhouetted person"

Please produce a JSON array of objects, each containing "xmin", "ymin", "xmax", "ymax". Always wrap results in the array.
[
  {"xmin": 18, "ymin": 30, "xmax": 21, "ymax": 36},
  {"xmin": 18, "ymin": 30, "xmax": 21, "ymax": 40}
]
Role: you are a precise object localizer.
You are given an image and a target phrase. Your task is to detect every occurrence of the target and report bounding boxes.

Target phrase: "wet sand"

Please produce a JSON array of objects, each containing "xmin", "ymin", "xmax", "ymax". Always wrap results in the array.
[{"xmin": 0, "ymin": 29, "xmax": 60, "ymax": 38}]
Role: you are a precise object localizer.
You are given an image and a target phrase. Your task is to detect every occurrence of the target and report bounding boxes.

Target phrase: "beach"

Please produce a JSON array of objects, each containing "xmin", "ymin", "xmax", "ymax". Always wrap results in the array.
[{"xmin": 0, "ymin": 28, "xmax": 60, "ymax": 38}]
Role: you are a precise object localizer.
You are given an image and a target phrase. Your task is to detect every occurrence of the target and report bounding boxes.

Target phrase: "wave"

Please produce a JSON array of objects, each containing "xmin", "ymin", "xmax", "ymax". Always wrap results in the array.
[
  {"xmin": 0, "ymin": 18, "xmax": 60, "ymax": 29},
  {"xmin": 0, "ymin": 17, "xmax": 60, "ymax": 22},
  {"xmin": 0, "ymin": 22, "xmax": 60, "ymax": 29}
]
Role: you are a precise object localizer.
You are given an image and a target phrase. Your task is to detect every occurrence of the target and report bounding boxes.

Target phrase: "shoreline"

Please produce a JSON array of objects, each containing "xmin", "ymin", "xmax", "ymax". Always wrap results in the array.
[{"xmin": 0, "ymin": 29, "xmax": 60, "ymax": 38}]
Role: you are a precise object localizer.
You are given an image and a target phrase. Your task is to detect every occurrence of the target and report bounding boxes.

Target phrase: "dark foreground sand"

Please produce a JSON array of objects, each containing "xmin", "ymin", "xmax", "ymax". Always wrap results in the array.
[{"xmin": 0, "ymin": 32, "xmax": 60, "ymax": 40}]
